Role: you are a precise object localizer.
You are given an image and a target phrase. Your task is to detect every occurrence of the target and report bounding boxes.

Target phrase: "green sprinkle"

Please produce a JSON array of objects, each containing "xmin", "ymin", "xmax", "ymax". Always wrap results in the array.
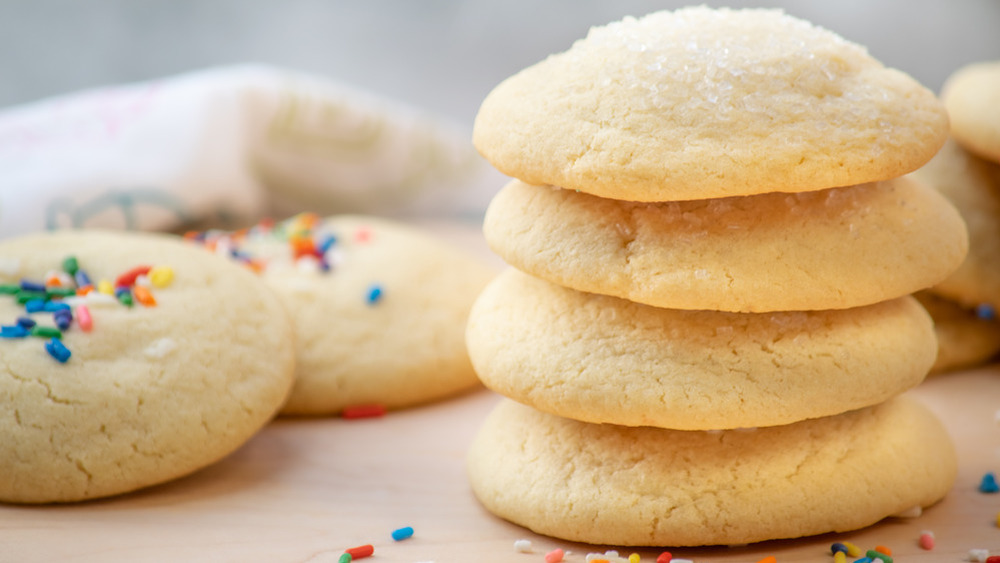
[
  {"xmin": 867, "ymin": 551, "xmax": 892, "ymax": 563},
  {"xmin": 0, "ymin": 284, "xmax": 19, "ymax": 295},
  {"xmin": 30, "ymin": 326, "xmax": 62, "ymax": 339},
  {"xmin": 16, "ymin": 290, "xmax": 47, "ymax": 304},
  {"xmin": 337, "ymin": 554, "xmax": 352, "ymax": 563},
  {"xmin": 116, "ymin": 291, "xmax": 133, "ymax": 308},
  {"xmin": 62, "ymin": 256, "xmax": 79, "ymax": 276},
  {"xmin": 46, "ymin": 287, "xmax": 77, "ymax": 298}
]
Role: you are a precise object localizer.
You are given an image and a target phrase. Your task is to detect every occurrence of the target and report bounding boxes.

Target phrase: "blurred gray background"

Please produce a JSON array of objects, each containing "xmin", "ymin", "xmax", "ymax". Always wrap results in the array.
[{"xmin": 1, "ymin": 0, "xmax": 998, "ymax": 130}]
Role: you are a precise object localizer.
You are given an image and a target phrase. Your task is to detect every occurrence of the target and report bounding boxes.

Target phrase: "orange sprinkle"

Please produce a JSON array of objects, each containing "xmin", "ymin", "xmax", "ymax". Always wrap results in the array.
[
  {"xmin": 45, "ymin": 275, "xmax": 63, "ymax": 287},
  {"xmin": 875, "ymin": 545, "xmax": 892, "ymax": 556},
  {"xmin": 756, "ymin": 557, "xmax": 777, "ymax": 563},
  {"xmin": 290, "ymin": 236, "xmax": 317, "ymax": 258},
  {"xmin": 183, "ymin": 231, "xmax": 200, "ymax": 240},
  {"xmin": 245, "ymin": 259, "xmax": 266, "ymax": 273},
  {"xmin": 544, "ymin": 549, "xmax": 565, "ymax": 563},
  {"xmin": 76, "ymin": 285, "xmax": 94, "ymax": 296},
  {"xmin": 133, "ymin": 285, "xmax": 156, "ymax": 307}
]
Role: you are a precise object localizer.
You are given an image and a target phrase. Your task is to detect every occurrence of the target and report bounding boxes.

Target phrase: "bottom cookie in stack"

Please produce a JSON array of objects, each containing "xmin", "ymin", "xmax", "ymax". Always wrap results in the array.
[{"xmin": 467, "ymin": 398, "xmax": 956, "ymax": 547}]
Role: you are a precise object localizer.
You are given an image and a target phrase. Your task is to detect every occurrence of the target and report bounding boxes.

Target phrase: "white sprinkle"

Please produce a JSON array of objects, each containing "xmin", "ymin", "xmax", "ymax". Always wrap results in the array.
[
  {"xmin": 0, "ymin": 258, "xmax": 20, "ymax": 276},
  {"xmin": 144, "ymin": 338, "xmax": 176, "ymax": 359},
  {"xmin": 514, "ymin": 539, "xmax": 532, "ymax": 553},
  {"xmin": 893, "ymin": 505, "xmax": 922, "ymax": 518},
  {"xmin": 295, "ymin": 255, "xmax": 321, "ymax": 274},
  {"xmin": 134, "ymin": 274, "xmax": 152, "ymax": 288},
  {"xmin": 969, "ymin": 548, "xmax": 989, "ymax": 562},
  {"xmin": 672, "ymin": 560, "xmax": 695, "ymax": 563}
]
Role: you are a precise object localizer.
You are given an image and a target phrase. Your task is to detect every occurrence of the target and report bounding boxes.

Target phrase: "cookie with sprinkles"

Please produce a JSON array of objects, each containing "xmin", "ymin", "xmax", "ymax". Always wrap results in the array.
[
  {"xmin": 189, "ymin": 214, "xmax": 497, "ymax": 416},
  {"xmin": 0, "ymin": 230, "xmax": 295, "ymax": 503},
  {"xmin": 467, "ymin": 398, "xmax": 957, "ymax": 547}
]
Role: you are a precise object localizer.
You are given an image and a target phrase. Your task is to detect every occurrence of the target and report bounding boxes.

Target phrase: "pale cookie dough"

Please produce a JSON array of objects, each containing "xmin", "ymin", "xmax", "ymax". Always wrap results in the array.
[
  {"xmin": 915, "ymin": 291, "xmax": 1000, "ymax": 374},
  {"xmin": 196, "ymin": 214, "xmax": 497, "ymax": 416},
  {"xmin": 911, "ymin": 137, "xmax": 1000, "ymax": 310},
  {"xmin": 467, "ymin": 268, "xmax": 937, "ymax": 430},
  {"xmin": 467, "ymin": 398, "xmax": 957, "ymax": 547},
  {"xmin": 0, "ymin": 230, "xmax": 295, "ymax": 503},
  {"xmin": 941, "ymin": 61, "xmax": 1000, "ymax": 164},
  {"xmin": 484, "ymin": 178, "xmax": 967, "ymax": 312},
  {"xmin": 473, "ymin": 7, "xmax": 949, "ymax": 201}
]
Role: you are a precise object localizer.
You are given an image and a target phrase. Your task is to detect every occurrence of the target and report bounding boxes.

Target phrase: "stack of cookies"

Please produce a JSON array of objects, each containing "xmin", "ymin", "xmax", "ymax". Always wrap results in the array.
[
  {"xmin": 911, "ymin": 61, "xmax": 1000, "ymax": 373},
  {"xmin": 465, "ymin": 7, "xmax": 968, "ymax": 546}
]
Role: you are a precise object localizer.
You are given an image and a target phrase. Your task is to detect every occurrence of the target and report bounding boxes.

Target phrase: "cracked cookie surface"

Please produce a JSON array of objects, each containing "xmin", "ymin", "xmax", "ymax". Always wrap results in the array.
[
  {"xmin": 0, "ymin": 230, "xmax": 295, "ymax": 503},
  {"xmin": 467, "ymin": 398, "xmax": 957, "ymax": 546},
  {"xmin": 473, "ymin": 7, "xmax": 948, "ymax": 201},
  {"xmin": 484, "ymin": 178, "xmax": 967, "ymax": 312},
  {"xmin": 467, "ymin": 269, "xmax": 937, "ymax": 430}
]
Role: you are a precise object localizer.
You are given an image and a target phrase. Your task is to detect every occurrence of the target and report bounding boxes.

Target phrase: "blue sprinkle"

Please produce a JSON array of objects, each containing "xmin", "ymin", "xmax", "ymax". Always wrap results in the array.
[
  {"xmin": 366, "ymin": 284, "xmax": 383, "ymax": 305},
  {"xmin": 19, "ymin": 279, "xmax": 46, "ymax": 293},
  {"xmin": 319, "ymin": 235, "xmax": 337, "ymax": 253},
  {"xmin": 24, "ymin": 298, "xmax": 46, "ymax": 313},
  {"xmin": 42, "ymin": 301, "xmax": 70, "ymax": 313},
  {"xmin": 831, "ymin": 543, "xmax": 848, "ymax": 555},
  {"xmin": 853, "ymin": 558, "xmax": 872, "ymax": 563},
  {"xmin": 44, "ymin": 338, "xmax": 71, "ymax": 363},
  {"xmin": 16, "ymin": 316, "xmax": 36, "ymax": 329},
  {"xmin": 979, "ymin": 472, "xmax": 999, "ymax": 493},
  {"xmin": 74, "ymin": 269, "xmax": 92, "ymax": 288},
  {"xmin": 53, "ymin": 312, "xmax": 72, "ymax": 331},
  {"xmin": 391, "ymin": 526, "xmax": 414, "ymax": 541},
  {"xmin": 976, "ymin": 303, "xmax": 996, "ymax": 321},
  {"xmin": 114, "ymin": 286, "xmax": 130, "ymax": 297},
  {"xmin": 0, "ymin": 325, "xmax": 28, "ymax": 338}
]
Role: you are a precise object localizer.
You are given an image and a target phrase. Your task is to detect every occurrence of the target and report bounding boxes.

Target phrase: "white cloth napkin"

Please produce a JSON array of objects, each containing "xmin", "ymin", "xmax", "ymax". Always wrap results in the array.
[{"xmin": 0, "ymin": 64, "xmax": 502, "ymax": 237}]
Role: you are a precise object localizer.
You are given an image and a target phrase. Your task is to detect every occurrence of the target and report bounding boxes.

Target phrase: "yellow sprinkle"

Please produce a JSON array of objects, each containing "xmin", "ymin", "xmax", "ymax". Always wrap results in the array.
[
  {"xmin": 995, "ymin": 509, "xmax": 1000, "ymax": 527},
  {"xmin": 834, "ymin": 552, "xmax": 846, "ymax": 563},
  {"xmin": 843, "ymin": 542, "xmax": 862, "ymax": 557},
  {"xmin": 629, "ymin": 554, "xmax": 640, "ymax": 563},
  {"xmin": 149, "ymin": 265, "xmax": 174, "ymax": 288},
  {"xmin": 97, "ymin": 280, "xmax": 114, "ymax": 295}
]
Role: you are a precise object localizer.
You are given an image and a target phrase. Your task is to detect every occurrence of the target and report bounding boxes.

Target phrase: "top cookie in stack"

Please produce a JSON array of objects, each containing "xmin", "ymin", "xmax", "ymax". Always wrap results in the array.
[{"xmin": 474, "ymin": 7, "xmax": 966, "ymax": 314}]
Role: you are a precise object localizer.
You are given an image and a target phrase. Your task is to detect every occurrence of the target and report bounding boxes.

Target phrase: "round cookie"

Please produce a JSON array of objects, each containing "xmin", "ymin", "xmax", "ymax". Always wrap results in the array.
[
  {"xmin": 467, "ymin": 398, "xmax": 957, "ymax": 547},
  {"xmin": 473, "ymin": 7, "xmax": 949, "ymax": 201},
  {"xmin": 941, "ymin": 61, "xmax": 1000, "ymax": 163},
  {"xmin": 467, "ymin": 268, "xmax": 937, "ymax": 430},
  {"xmin": 484, "ymin": 178, "xmax": 968, "ymax": 312},
  {"xmin": 910, "ymin": 137, "xmax": 1000, "ymax": 310},
  {"xmin": 0, "ymin": 230, "xmax": 295, "ymax": 503},
  {"xmin": 915, "ymin": 291, "xmax": 1000, "ymax": 375},
  {"xmin": 193, "ymin": 214, "xmax": 497, "ymax": 416}
]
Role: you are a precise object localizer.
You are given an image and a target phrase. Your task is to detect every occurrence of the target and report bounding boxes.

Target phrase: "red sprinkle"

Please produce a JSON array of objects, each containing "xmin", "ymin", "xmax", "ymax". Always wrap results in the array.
[
  {"xmin": 656, "ymin": 552, "xmax": 673, "ymax": 563},
  {"xmin": 354, "ymin": 227, "xmax": 372, "ymax": 243},
  {"xmin": 342, "ymin": 404, "xmax": 386, "ymax": 419},
  {"xmin": 918, "ymin": 531, "xmax": 934, "ymax": 550},
  {"xmin": 544, "ymin": 548, "xmax": 565, "ymax": 563},
  {"xmin": 345, "ymin": 544, "xmax": 374, "ymax": 559},
  {"xmin": 986, "ymin": 556, "xmax": 1000, "ymax": 563},
  {"xmin": 115, "ymin": 265, "xmax": 152, "ymax": 288}
]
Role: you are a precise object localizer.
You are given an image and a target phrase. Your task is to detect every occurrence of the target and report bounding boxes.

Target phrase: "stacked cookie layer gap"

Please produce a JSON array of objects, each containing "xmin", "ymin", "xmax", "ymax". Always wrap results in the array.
[{"xmin": 466, "ymin": 6, "xmax": 968, "ymax": 547}]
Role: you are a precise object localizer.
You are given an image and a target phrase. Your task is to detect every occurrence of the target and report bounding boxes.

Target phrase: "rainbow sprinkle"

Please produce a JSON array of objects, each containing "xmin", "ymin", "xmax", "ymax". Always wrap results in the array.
[
  {"xmin": 0, "ymin": 255, "xmax": 173, "ymax": 362},
  {"xmin": 186, "ymin": 214, "xmax": 387, "ymax": 309}
]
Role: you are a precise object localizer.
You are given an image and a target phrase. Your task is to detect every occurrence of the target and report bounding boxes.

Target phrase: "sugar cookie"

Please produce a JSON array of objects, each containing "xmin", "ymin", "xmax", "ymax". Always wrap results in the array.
[
  {"xmin": 467, "ymin": 268, "xmax": 936, "ymax": 429},
  {"xmin": 483, "ymin": 178, "xmax": 967, "ymax": 312},
  {"xmin": 915, "ymin": 291, "xmax": 1000, "ymax": 374},
  {"xmin": 467, "ymin": 398, "xmax": 956, "ymax": 546},
  {"xmin": 911, "ymin": 137, "xmax": 1000, "ymax": 310},
  {"xmin": 473, "ymin": 7, "xmax": 948, "ymax": 201},
  {"xmin": 941, "ymin": 61, "xmax": 1000, "ymax": 163},
  {"xmin": 0, "ymin": 230, "xmax": 295, "ymax": 503},
  {"xmin": 191, "ymin": 214, "xmax": 496, "ymax": 415}
]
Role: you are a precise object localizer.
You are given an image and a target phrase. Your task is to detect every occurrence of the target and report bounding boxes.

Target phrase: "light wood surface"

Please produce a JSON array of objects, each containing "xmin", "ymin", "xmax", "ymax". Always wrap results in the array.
[{"xmin": 2, "ymin": 224, "xmax": 1000, "ymax": 562}]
